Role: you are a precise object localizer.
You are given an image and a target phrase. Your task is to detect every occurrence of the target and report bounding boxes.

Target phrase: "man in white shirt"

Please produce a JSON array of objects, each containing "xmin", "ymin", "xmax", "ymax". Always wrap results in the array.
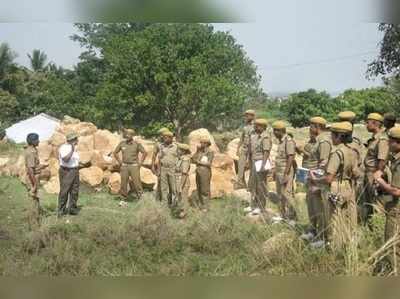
[{"xmin": 58, "ymin": 132, "xmax": 82, "ymax": 217}]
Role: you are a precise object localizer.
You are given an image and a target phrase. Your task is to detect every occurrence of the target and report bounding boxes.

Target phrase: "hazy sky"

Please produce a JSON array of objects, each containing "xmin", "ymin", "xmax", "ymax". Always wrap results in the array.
[{"xmin": 0, "ymin": 0, "xmax": 383, "ymax": 95}]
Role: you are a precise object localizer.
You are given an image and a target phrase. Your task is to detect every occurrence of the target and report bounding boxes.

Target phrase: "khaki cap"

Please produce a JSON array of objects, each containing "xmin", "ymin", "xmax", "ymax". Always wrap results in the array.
[
  {"xmin": 338, "ymin": 111, "xmax": 356, "ymax": 121},
  {"xmin": 254, "ymin": 118, "xmax": 268, "ymax": 126},
  {"xmin": 389, "ymin": 127, "xmax": 400, "ymax": 139},
  {"xmin": 66, "ymin": 132, "xmax": 78, "ymax": 142},
  {"xmin": 367, "ymin": 113, "xmax": 384, "ymax": 122},
  {"xmin": 384, "ymin": 113, "xmax": 397, "ymax": 122},
  {"xmin": 177, "ymin": 143, "xmax": 191, "ymax": 152},
  {"xmin": 309, "ymin": 117, "xmax": 327, "ymax": 126},
  {"xmin": 244, "ymin": 109, "xmax": 256, "ymax": 116},
  {"xmin": 272, "ymin": 120, "xmax": 286, "ymax": 130},
  {"xmin": 330, "ymin": 122, "xmax": 353, "ymax": 133},
  {"xmin": 163, "ymin": 131, "xmax": 174, "ymax": 137},
  {"xmin": 124, "ymin": 128, "xmax": 135, "ymax": 136}
]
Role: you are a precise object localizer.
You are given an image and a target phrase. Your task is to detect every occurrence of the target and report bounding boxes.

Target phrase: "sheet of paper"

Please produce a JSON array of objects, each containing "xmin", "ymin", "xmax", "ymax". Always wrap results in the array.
[{"xmin": 254, "ymin": 159, "xmax": 272, "ymax": 172}]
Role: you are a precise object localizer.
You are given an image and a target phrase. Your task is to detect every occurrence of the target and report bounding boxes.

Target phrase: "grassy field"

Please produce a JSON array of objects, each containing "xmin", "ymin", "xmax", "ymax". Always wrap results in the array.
[{"xmin": 0, "ymin": 173, "xmax": 390, "ymax": 276}]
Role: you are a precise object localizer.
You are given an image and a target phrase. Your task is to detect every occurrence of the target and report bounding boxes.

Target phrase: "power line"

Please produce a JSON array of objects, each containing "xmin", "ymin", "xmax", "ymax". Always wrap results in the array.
[{"xmin": 259, "ymin": 50, "xmax": 379, "ymax": 71}]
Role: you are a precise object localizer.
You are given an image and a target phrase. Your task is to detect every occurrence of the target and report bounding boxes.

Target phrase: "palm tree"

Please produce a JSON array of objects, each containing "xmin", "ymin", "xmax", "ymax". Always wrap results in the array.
[
  {"xmin": 27, "ymin": 49, "xmax": 48, "ymax": 72},
  {"xmin": 0, "ymin": 43, "xmax": 17, "ymax": 79}
]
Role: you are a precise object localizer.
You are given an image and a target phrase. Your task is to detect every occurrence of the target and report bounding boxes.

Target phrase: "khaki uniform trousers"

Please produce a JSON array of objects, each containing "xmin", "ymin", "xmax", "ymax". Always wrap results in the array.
[
  {"xmin": 248, "ymin": 162, "xmax": 268, "ymax": 211},
  {"xmin": 120, "ymin": 164, "xmax": 143, "ymax": 198}
]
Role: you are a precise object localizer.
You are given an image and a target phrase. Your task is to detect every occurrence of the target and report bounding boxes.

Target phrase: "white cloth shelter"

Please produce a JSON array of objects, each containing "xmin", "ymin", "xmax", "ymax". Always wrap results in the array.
[{"xmin": 6, "ymin": 113, "xmax": 60, "ymax": 143}]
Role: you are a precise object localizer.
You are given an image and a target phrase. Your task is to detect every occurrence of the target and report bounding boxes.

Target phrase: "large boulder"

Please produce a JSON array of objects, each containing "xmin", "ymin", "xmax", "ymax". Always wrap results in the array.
[
  {"xmin": 49, "ymin": 132, "xmax": 66, "ymax": 147},
  {"xmin": 47, "ymin": 158, "xmax": 60, "ymax": 177},
  {"xmin": 77, "ymin": 135, "xmax": 94, "ymax": 152},
  {"xmin": 226, "ymin": 138, "xmax": 240, "ymax": 161},
  {"xmin": 188, "ymin": 128, "xmax": 220, "ymax": 154},
  {"xmin": 38, "ymin": 141, "xmax": 54, "ymax": 162},
  {"xmin": 212, "ymin": 153, "xmax": 234, "ymax": 170},
  {"xmin": 91, "ymin": 150, "xmax": 113, "ymax": 170},
  {"xmin": 93, "ymin": 130, "xmax": 121, "ymax": 155},
  {"xmin": 79, "ymin": 151, "xmax": 94, "ymax": 166},
  {"xmin": 62, "ymin": 115, "xmax": 80, "ymax": 125},
  {"xmin": 108, "ymin": 172, "xmax": 121, "ymax": 194},
  {"xmin": 189, "ymin": 167, "xmax": 235, "ymax": 199},
  {"xmin": 59, "ymin": 122, "xmax": 97, "ymax": 137},
  {"xmin": 80, "ymin": 166, "xmax": 104, "ymax": 187},
  {"xmin": 43, "ymin": 176, "xmax": 60, "ymax": 194},
  {"xmin": 140, "ymin": 167, "xmax": 157, "ymax": 187}
]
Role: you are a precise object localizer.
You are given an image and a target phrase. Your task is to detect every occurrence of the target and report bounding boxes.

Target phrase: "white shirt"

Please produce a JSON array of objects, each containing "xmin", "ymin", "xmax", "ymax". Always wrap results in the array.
[{"xmin": 59, "ymin": 143, "xmax": 80, "ymax": 168}]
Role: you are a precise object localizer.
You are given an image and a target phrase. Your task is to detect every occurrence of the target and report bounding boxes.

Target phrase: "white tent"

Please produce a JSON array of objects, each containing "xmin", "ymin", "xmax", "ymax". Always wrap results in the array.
[{"xmin": 6, "ymin": 113, "xmax": 60, "ymax": 144}]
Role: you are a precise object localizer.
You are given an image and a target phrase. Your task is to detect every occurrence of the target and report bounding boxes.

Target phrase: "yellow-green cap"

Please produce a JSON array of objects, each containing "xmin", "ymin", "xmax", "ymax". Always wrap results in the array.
[
  {"xmin": 66, "ymin": 132, "xmax": 78, "ymax": 141},
  {"xmin": 272, "ymin": 120, "xmax": 286, "ymax": 130},
  {"xmin": 330, "ymin": 122, "xmax": 353, "ymax": 133},
  {"xmin": 384, "ymin": 113, "xmax": 397, "ymax": 122},
  {"xmin": 309, "ymin": 117, "xmax": 327, "ymax": 126},
  {"xmin": 388, "ymin": 127, "xmax": 400, "ymax": 139},
  {"xmin": 158, "ymin": 127, "xmax": 169, "ymax": 135},
  {"xmin": 254, "ymin": 118, "xmax": 268, "ymax": 126},
  {"xmin": 163, "ymin": 131, "xmax": 174, "ymax": 137},
  {"xmin": 177, "ymin": 143, "xmax": 191, "ymax": 152},
  {"xmin": 244, "ymin": 109, "xmax": 256, "ymax": 116},
  {"xmin": 367, "ymin": 113, "xmax": 384, "ymax": 122},
  {"xmin": 338, "ymin": 111, "xmax": 356, "ymax": 121}
]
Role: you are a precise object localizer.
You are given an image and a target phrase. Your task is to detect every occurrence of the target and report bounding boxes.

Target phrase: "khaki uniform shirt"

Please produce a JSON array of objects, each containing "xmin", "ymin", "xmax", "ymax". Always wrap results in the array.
[
  {"xmin": 24, "ymin": 146, "xmax": 41, "ymax": 175},
  {"xmin": 249, "ymin": 130, "xmax": 272, "ymax": 161},
  {"xmin": 302, "ymin": 132, "xmax": 332, "ymax": 169},
  {"xmin": 114, "ymin": 140, "xmax": 146, "ymax": 164},
  {"xmin": 390, "ymin": 152, "xmax": 400, "ymax": 200},
  {"xmin": 275, "ymin": 134, "xmax": 296, "ymax": 175},
  {"xmin": 364, "ymin": 130, "xmax": 389, "ymax": 172},
  {"xmin": 326, "ymin": 144, "xmax": 358, "ymax": 181},
  {"xmin": 159, "ymin": 143, "xmax": 178, "ymax": 168},
  {"xmin": 240, "ymin": 122, "xmax": 254, "ymax": 152}
]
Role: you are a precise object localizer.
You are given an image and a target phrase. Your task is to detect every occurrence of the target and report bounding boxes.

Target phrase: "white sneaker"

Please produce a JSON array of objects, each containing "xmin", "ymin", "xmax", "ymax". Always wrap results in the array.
[
  {"xmin": 300, "ymin": 232, "xmax": 315, "ymax": 241},
  {"xmin": 251, "ymin": 208, "xmax": 261, "ymax": 215},
  {"xmin": 271, "ymin": 216, "xmax": 283, "ymax": 223},
  {"xmin": 310, "ymin": 240, "xmax": 325, "ymax": 249},
  {"xmin": 243, "ymin": 206, "xmax": 253, "ymax": 213}
]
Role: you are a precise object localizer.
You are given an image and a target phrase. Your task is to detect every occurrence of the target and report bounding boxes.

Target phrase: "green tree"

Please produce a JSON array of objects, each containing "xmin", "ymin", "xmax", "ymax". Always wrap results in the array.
[
  {"xmin": 0, "ymin": 43, "xmax": 17, "ymax": 82},
  {"xmin": 281, "ymin": 89, "xmax": 336, "ymax": 127},
  {"xmin": 27, "ymin": 49, "xmax": 48, "ymax": 72},
  {"xmin": 368, "ymin": 24, "xmax": 400, "ymax": 78},
  {"xmin": 90, "ymin": 23, "xmax": 259, "ymax": 138},
  {"xmin": 0, "ymin": 89, "xmax": 18, "ymax": 125}
]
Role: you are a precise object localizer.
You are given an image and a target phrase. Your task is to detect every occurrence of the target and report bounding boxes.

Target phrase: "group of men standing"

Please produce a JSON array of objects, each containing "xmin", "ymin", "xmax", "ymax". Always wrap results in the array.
[{"xmin": 234, "ymin": 108, "xmax": 400, "ymax": 265}]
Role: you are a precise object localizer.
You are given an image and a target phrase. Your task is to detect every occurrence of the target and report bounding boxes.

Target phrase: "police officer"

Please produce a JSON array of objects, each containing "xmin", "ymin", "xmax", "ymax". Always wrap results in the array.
[
  {"xmin": 310, "ymin": 122, "xmax": 359, "ymax": 248},
  {"xmin": 152, "ymin": 128, "xmax": 170, "ymax": 201},
  {"xmin": 272, "ymin": 120, "xmax": 297, "ymax": 223},
  {"xmin": 235, "ymin": 109, "xmax": 256, "ymax": 189},
  {"xmin": 361, "ymin": 113, "xmax": 390, "ymax": 225},
  {"xmin": 192, "ymin": 136, "xmax": 214, "ymax": 212},
  {"xmin": 384, "ymin": 113, "xmax": 397, "ymax": 134},
  {"xmin": 298, "ymin": 117, "xmax": 332, "ymax": 241},
  {"xmin": 175, "ymin": 143, "xmax": 191, "ymax": 217},
  {"xmin": 245, "ymin": 118, "xmax": 272, "ymax": 216},
  {"xmin": 157, "ymin": 131, "xmax": 179, "ymax": 207},
  {"xmin": 24, "ymin": 133, "xmax": 48, "ymax": 227},
  {"xmin": 374, "ymin": 127, "xmax": 400, "ymax": 269},
  {"xmin": 113, "ymin": 129, "xmax": 147, "ymax": 200}
]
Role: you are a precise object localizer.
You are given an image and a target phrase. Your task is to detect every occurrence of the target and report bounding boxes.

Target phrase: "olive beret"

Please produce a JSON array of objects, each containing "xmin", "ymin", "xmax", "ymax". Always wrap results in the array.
[
  {"xmin": 338, "ymin": 111, "xmax": 356, "ymax": 121},
  {"xmin": 330, "ymin": 122, "xmax": 353, "ymax": 133},
  {"xmin": 163, "ymin": 131, "xmax": 174, "ymax": 137},
  {"xmin": 388, "ymin": 127, "xmax": 400, "ymax": 139},
  {"xmin": 254, "ymin": 118, "xmax": 268, "ymax": 126},
  {"xmin": 367, "ymin": 113, "xmax": 384, "ymax": 122},
  {"xmin": 309, "ymin": 117, "xmax": 327, "ymax": 126},
  {"xmin": 66, "ymin": 132, "xmax": 79, "ymax": 141},
  {"xmin": 272, "ymin": 120, "xmax": 286, "ymax": 130},
  {"xmin": 244, "ymin": 109, "xmax": 256, "ymax": 116}
]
